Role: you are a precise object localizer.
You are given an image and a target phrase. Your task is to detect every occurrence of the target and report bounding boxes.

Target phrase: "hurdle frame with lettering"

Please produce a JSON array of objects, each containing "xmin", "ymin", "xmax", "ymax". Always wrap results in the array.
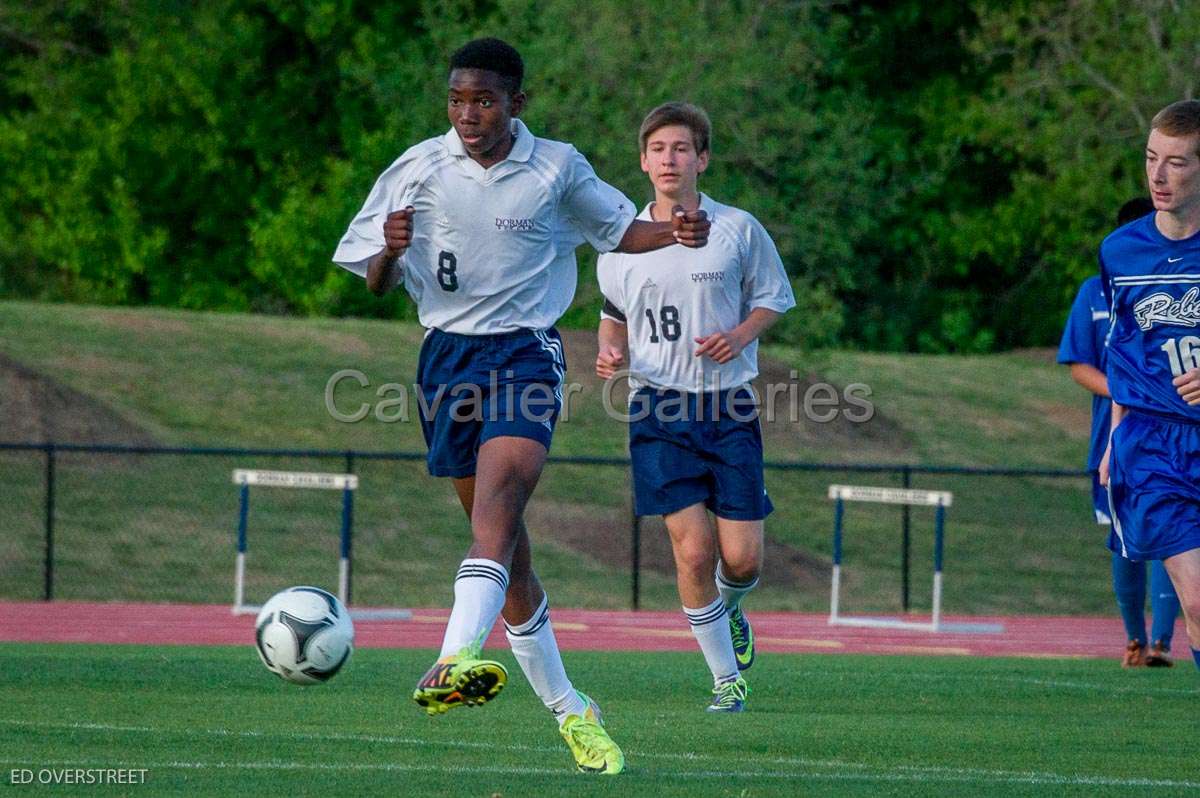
[
  {"xmin": 231, "ymin": 469, "xmax": 357, "ymax": 615},
  {"xmin": 828, "ymin": 484, "xmax": 953, "ymax": 632}
]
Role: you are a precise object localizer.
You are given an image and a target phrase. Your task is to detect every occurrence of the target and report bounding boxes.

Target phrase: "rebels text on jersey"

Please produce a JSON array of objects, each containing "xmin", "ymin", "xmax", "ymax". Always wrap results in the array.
[
  {"xmin": 1101, "ymin": 213, "xmax": 1200, "ymax": 422},
  {"xmin": 597, "ymin": 194, "xmax": 795, "ymax": 392},
  {"xmin": 333, "ymin": 119, "xmax": 634, "ymax": 334}
]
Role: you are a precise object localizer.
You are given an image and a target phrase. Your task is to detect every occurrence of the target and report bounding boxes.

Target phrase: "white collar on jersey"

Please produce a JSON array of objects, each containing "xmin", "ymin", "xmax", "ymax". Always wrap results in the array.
[
  {"xmin": 443, "ymin": 118, "xmax": 534, "ymax": 163},
  {"xmin": 640, "ymin": 191, "xmax": 716, "ymax": 222}
]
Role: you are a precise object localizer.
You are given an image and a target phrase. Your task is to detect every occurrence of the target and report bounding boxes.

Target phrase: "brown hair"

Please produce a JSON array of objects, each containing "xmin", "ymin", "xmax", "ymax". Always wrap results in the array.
[
  {"xmin": 1151, "ymin": 100, "xmax": 1200, "ymax": 154},
  {"xmin": 638, "ymin": 102, "xmax": 712, "ymax": 154}
]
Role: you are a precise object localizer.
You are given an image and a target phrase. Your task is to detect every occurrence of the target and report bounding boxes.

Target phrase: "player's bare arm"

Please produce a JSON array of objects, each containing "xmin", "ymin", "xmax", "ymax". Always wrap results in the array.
[
  {"xmin": 616, "ymin": 208, "xmax": 710, "ymax": 252},
  {"xmin": 694, "ymin": 308, "xmax": 781, "ymax": 365},
  {"xmin": 365, "ymin": 206, "xmax": 414, "ymax": 296},
  {"xmin": 1173, "ymin": 367, "xmax": 1200, "ymax": 405},
  {"xmin": 1068, "ymin": 362, "xmax": 1110, "ymax": 398},
  {"xmin": 596, "ymin": 318, "xmax": 628, "ymax": 379}
]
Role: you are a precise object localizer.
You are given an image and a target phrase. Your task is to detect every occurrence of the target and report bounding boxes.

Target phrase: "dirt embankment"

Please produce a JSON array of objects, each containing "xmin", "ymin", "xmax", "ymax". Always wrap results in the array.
[{"xmin": 0, "ymin": 353, "xmax": 155, "ymax": 444}]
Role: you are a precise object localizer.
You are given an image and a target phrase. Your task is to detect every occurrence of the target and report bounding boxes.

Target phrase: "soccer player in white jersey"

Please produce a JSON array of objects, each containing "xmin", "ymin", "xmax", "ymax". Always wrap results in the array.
[
  {"xmin": 595, "ymin": 102, "xmax": 795, "ymax": 711},
  {"xmin": 331, "ymin": 39, "xmax": 710, "ymax": 773},
  {"xmin": 1099, "ymin": 100, "xmax": 1200, "ymax": 674}
]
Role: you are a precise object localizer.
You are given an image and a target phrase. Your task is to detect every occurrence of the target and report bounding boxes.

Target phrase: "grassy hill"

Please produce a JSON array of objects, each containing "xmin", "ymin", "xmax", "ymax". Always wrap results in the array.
[{"xmin": 0, "ymin": 301, "xmax": 1110, "ymax": 617}]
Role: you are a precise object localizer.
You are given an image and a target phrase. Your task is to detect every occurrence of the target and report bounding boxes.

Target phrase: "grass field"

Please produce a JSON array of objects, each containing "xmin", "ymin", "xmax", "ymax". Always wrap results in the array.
[
  {"xmin": 1, "ymin": 642, "xmax": 1196, "ymax": 796},
  {"xmin": 0, "ymin": 300, "xmax": 1116, "ymax": 616}
]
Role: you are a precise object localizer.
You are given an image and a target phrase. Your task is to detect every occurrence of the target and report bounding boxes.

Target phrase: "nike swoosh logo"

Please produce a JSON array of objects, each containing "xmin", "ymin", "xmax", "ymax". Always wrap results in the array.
[{"xmin": 1168, "ymin": 256, "xmax": 1183, "ymax": 263}]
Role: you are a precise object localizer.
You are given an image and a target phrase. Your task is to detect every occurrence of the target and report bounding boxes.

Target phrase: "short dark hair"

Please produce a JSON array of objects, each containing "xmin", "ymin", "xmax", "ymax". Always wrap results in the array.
[
  {"xmin": 638, "ymin": 102, "xmax": 712, "ymax": 154},
  {"xmin": 1117, "ymin": 196, "xmax": 1154, "ymax": 226},
  {"xmin": 449, "ymin": 38, "xmax": 524, "ymax": 94}
]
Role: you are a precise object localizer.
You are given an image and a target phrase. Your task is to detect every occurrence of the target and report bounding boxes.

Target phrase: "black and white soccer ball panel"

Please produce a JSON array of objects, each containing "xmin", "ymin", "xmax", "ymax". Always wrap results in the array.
[{"xmin": 254, "ymin": 586, "xmax": 354, "ymax": 685}]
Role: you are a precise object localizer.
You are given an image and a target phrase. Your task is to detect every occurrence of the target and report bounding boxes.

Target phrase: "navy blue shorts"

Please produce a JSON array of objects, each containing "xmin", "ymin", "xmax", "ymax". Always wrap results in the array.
[
  {"xmin": 628, "ymin": 387, "xmax": 773, "ymax": 521},
  {"xmin": 1107, "ymin": 411, "xmax": 1200, "ymax": 560},
  {"xmin": 416, "ymin": 328, "xmax": 565, "ymax": 478}
]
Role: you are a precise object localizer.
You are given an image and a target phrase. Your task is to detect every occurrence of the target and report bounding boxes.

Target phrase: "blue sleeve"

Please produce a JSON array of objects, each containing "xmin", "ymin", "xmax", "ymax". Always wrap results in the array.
[
  {"xmin": 1057, "ymin": 281, "xmax": 1100, "ymax": 367},
  {"xmin": 1098, "ymin": 250, "xmax": 1112, "ymax": 319},
  {"xmin": 1098, "ymin": 250, "xmax": 1114, "ymax": 364}
]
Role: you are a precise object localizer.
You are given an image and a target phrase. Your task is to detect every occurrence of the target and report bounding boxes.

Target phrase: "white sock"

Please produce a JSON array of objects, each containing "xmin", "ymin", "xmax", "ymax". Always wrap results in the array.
[
  {"xmin": 505, "ymin": 594, "xmax": 587, "ymax": 724},
  {"xmin": 438, "ymin": 558, "xmax": 509, "ymax": 658},
  {"xmin": 716, "ymin": 561, "xmax": 759, "ymax": 611},
  {"xmin": 684, "ymin": 597, "xmax": 739, "ymax": 685}
]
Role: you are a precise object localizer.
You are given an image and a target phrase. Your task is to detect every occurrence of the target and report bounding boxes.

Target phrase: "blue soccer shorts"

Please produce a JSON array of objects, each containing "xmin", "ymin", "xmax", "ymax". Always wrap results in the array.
[
  {"xmin": 1091, "ymin": 472, "xmax": 1112, "ymax": 525},
  {"xmin": 1107, "ymin": 411, "xmax": 1200, "ymax": 561},
  {"xmin": 628, "ymin": 386, "xmax": 773, "ymax": 521},
  {"xmin": 416, "ymin": 327, "xmax": 565, "ymax": 478}
]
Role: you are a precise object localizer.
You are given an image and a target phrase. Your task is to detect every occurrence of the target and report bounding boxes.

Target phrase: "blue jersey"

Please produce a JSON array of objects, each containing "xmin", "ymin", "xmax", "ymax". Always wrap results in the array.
[
  {"xmin": 1057, "ymin": 277, "xmax": 1111, "ymax": 470},
  {"xmin": 1100, "ymin": 213, "xmax": 1200, "ymax": 423}
]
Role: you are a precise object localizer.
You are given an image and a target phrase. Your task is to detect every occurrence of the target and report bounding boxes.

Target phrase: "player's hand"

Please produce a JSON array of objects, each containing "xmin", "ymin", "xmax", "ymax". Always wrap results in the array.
[
  {"xmin": 694, "ymin": 330, "xmax": 746, "ymax": 364},
  {"xmin": 1099, "ymin": 442, "xmax": 1112, "ymax": 487},
  {"xmin": 672, "ymin": 204, "xmax": 709, "ymax": 248},
  {"xmin": 382, "ymin": 206, "xmax": 415, "ymax": 258},
  {"xmin": 1172, "ymin": 366, "xmax": 1200, "ymax": 405},
  {"xmin": 596, "ymin": 345, "xmax": 625, "ymax": 379}
]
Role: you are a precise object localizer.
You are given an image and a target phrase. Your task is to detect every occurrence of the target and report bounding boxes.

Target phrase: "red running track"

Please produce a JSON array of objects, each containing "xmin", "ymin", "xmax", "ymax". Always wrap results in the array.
[{"xmin": 0, "ymin": 601, "xmax": 1190, "ymax": 661}]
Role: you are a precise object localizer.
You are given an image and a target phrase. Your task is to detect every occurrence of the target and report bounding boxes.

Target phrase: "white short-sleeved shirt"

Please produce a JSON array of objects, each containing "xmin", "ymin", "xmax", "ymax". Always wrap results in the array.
[
  {"xmin": 596, "ymin": 194, "xmax": 795, "ymax": 392},
  {"xmin": 333, "ymin": 118, "xmax": 635, "ymax": 334}
]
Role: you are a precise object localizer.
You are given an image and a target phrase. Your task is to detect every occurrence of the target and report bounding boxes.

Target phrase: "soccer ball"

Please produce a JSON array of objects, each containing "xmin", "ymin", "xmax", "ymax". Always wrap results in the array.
[{"xmin": 254, "ymin": 586, "xmax": 354, "ymax": 685}]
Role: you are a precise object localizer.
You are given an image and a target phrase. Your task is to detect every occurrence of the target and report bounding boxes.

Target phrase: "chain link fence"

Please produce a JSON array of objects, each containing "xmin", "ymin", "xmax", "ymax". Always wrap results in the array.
[{"xmin": 1, "ymin": 443, "xmax": 1104, "ymax": 615}]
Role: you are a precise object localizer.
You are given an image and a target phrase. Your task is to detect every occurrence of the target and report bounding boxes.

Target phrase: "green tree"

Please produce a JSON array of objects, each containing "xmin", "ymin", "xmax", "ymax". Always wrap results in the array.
[
  {"xmin": 481, "ymin": 0, "xmax": 905, "ymax": 346},
  {"xmin": 10, "ymin": 0, "xmax": 1186, "ymax": 353},
  {"xmin": 0, "ymin": 0, "xmax": 433, "ymax": 314},
  {"xmin": 949, "ymin": 0, "xmax": 1199, "ymax": 348}
]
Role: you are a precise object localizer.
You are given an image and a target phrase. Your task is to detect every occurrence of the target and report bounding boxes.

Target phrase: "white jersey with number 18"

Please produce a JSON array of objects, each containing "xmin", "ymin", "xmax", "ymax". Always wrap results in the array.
[
  {"xmin": 597, "ymin": 193, "xmax": 795, "ymax": 392},
  {"xmin": 333, "ymin": 118, "xmax": 635, "ymax": 335}
]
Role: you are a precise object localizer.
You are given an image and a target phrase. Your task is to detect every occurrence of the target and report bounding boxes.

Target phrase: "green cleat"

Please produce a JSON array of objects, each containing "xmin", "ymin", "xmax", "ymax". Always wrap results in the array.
[
  {"xmin": 707, "ymin": 676, "xmax": 749, "ymax": 713},
  {"xmin": 411, "ymin": 648, "xmax": 507, "ymax": 716},
  {"xmin": 559, "ymin": 692, "xmax": 625, "ymax": 774},
  {"xmin": 728, "ymin": 606, "xmax": 755, "ymax": 671}
]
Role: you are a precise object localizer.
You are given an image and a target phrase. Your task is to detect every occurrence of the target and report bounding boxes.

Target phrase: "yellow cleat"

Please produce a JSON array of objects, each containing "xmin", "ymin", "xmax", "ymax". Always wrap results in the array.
[
  {"xmin": 559, "ymin": 692, "xmax": 625, "ymax": 775},
  {"xmin": 729, "ymin": 606, "xmax": 755, "ymax": 671},
  {"xmin": 707, "ymin": 676, "xmax": 749, "ymax": 712},
  {"xmin": 412, "ymin": 648, "xmax": 507, "ymax": 716}
]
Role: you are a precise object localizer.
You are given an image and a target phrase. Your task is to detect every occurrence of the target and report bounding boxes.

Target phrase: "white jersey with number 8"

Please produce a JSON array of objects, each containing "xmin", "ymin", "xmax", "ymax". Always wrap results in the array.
[{"xmin": 333, "ymin": 118, "xmax": 635, "ymax": 335}]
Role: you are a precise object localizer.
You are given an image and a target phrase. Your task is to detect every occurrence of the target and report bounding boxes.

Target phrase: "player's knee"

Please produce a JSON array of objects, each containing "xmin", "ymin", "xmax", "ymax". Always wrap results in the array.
[
  {"xmin": 724, "ymin": 562, "xmax": 761, "ymax": 585},
  {"xmin": 721, "ymin": 547, "xmax": 762, "ymax": 582},
  {"xmin": 674, "ymin": 540, "xmax": 716, "ymax": 580}
]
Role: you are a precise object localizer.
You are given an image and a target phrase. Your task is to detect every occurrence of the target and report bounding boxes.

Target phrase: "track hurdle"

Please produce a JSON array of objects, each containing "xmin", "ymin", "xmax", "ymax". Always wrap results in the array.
[
  {"xmin": 231, "ymin": 469, "xmax": 357, "ymax": 615},
  {"xmin": 828, "ymin": 484, "xmax": 953, "ymax": 632}
]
